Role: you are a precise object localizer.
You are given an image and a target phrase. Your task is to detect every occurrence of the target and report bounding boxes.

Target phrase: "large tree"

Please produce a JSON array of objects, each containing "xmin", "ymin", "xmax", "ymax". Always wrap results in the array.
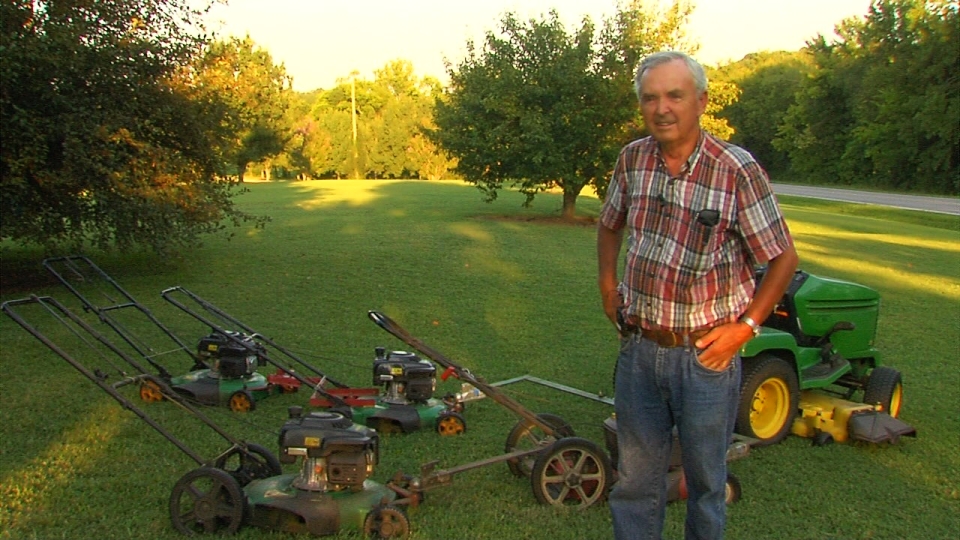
[
  {"xmin": 0, "ymin": 0, "xmax": 265, "ymax": 254},
  {"xmin": 193, "ymin": 36, "xmax": 293, "ymax": 182},
  {"xmin": 431, "ymin": 1, "xmax": 714, "ymax": 219}
]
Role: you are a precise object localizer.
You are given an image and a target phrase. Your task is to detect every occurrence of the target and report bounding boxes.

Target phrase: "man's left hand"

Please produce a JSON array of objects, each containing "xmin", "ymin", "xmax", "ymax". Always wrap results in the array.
[{"xmin": 694, "ymin": 322, "xmax": 754, "ymax": 371}]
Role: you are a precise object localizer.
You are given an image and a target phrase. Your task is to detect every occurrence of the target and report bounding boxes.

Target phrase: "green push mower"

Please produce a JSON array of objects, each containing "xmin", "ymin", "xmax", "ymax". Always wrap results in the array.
[{"xmin": 2, "ymin": 295, "xmax": 411, "ymax": 538}]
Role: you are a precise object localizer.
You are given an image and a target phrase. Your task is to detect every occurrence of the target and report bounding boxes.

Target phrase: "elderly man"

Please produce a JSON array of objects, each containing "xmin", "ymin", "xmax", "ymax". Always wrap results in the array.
[{"xmin": 597, "ymin": 51, "xmax": 799, "ymax": 539}]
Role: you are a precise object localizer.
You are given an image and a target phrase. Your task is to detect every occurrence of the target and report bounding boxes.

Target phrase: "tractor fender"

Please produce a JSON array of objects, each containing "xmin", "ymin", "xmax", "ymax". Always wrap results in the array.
[{"xmin": 740, "ymin": 329, "xmax": 800, "ymax": 359}]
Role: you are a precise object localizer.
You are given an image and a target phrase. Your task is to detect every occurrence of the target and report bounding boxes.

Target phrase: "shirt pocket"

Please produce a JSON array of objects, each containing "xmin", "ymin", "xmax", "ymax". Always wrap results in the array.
[{"xmin": 678, "ymin": 209, "xmax": 729, "ymax": 275}]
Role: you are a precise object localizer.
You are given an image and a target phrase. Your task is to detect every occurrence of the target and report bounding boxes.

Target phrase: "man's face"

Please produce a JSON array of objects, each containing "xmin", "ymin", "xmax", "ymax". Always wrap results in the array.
[{"xmin": 638, "ymin": 59, "xmax": 707, "ymax": 148}]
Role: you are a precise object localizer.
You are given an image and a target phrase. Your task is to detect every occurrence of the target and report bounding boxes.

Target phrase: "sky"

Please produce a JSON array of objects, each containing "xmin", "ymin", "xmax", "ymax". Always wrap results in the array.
[{"xmin": 204, "ymin": 0, "xmax": 874, "ymax": 92}]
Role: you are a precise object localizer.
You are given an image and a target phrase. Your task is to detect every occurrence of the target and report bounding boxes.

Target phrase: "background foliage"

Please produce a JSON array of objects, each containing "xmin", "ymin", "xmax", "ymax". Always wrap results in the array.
[
  {"xmin": 0, "ymin": 181, "xmax": 957, "ymax": 539},
  {"xmin": 0, "ymin": 0, "xmax": 269, "ymax": 254},
  {"xmin": 1, "ymin": 0, "xmax": 956, "ymax": 255}
]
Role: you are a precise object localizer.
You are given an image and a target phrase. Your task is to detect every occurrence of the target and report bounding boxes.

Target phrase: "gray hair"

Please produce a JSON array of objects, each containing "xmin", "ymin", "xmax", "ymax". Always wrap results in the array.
[{"xmin": 634, "ymin": 51, "xmax": 708, "ymax": 99}]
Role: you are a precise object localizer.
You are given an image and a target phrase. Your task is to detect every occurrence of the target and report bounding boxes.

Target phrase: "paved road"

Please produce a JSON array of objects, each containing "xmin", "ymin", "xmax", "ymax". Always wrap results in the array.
[{"xmin": 771, "ymin": 183, "xmax": 960, "ymax": 216}]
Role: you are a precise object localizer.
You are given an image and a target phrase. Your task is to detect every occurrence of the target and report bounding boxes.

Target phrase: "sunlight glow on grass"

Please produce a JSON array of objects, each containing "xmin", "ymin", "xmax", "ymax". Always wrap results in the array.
[
  {"xmin": 292, "ymin": 179, "xmax": 395, "ymax": 209},
  {"xmin": 0, "ymin": 403, "xmax": 126, "ymax": 535},
  {"xmin": 449, "ymin": 222, "xmax": 494, "ymax": 243},
  {"xmin": 794, "ymin": 239, "xmax": 960, "ymax": 301}
]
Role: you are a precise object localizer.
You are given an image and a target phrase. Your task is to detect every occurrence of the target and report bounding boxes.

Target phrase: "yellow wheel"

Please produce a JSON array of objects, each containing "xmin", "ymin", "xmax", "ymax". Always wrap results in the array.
[
  {"xmin": 863, "ymin": 366, "xmax": 904, "ymax": 417},
  {"xmin": 436, "ymin": 411, "xmax": 466, "ymax": 436},
  {"xmin": 139, "ymin": 380, "xmax": 164, "ymax": 403},
  {"xmin": 736, "ymin": 355, "xmax": 798, "ymax": 446},
  {"xmin": 227, "ymin": 390, "xmax": 255, "ymax": 413}
]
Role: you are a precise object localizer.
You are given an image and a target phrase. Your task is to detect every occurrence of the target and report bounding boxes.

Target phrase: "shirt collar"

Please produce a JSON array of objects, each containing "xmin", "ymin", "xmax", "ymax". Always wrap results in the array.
[{"xmin": 655, "ymin": 130, "xmax": 705, "ymax": 178}]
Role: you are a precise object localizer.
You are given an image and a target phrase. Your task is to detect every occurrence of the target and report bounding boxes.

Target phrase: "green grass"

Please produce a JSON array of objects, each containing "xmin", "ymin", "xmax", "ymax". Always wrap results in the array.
[{"xmin": 1, "ymin": 179, "xmax": 958, "ymax": 540}]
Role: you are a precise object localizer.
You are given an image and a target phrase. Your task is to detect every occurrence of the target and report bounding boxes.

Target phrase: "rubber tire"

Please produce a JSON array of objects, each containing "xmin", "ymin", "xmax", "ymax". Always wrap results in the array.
[
  {"xmin": 530, "ymin": 437, "xmax": 613, "ymax": 509},
  {"xmin": 724, "ymin": 473, "xmax": 742, "ymax": 504},
  {"xmin": 169, "ymin": 466, "xmax": 245, "ymax": 535},
  {"xmin": 227, "ymin": 390, "xmax": 255, "ymax": 413},
  {"xmin": 504, "ymin": 413, "xmax": 576, "ymax": 478},
  {"xmin": 363, "ymin": 505, "xmax": 410, "ymax": 538},
  {"xmin": 736, "ymin": 354, "xmax": 799, "ymax": 446},
  {"xmin": 436, "ymin": 411, "xmax": 466, "ymax": 436},
  {"xmin": 214, "ymin": 443, "xmax": 283, "ymax": 487},
  {"xmin": 862, "ymin": 366, "xmax": 903, "ymax": 417}
]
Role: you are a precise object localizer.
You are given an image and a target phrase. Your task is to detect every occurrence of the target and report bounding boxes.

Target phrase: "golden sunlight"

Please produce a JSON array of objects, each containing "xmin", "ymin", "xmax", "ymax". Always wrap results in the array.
[{"xmin": 293, "ymin": 180, "xmax": 394, "ymax": 209}]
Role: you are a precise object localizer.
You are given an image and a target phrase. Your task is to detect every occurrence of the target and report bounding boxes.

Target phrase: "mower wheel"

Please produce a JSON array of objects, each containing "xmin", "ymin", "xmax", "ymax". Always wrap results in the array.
[
  {"xmin": 724, "ymin": 473, "xmax": 742, "ymax": 504},
  {"xmin": 436, "ymin": 411, "xmax": 466, "ymax": 436},
  {"xmin": 214, "ymin": 443, "xmax": 283, "ymax": 487},
  {"xmin": 863, "ymin": 366, "xmax": 903, "ymax": 417},
  {"xmin": 530, "ymin": 437, "xmax": 613, "ymax": 509},
  {"xmin": 139, "ymin": 380, "xmax": 164, "ymax": 403},
  {"xmin": 736, "ymin": 354, "xmax": 799, "ymax": 446},
  {"xmin": 227, "ymin": 390, "xmax": 255, "ymax": 413},
  {"xmin": 505, "ymin": 413, "xmax": 576, "ymax": 478},
  {"xmin": 813, "ymin": 431, "xmax": 834, "ymax": 447},
  {"xmin": 169, "ymin": 466, "xmax": 245, "ymax": 535},
  {"xmin": 363, "ymin": 504, "xmax": 410, "ymax": 539}
]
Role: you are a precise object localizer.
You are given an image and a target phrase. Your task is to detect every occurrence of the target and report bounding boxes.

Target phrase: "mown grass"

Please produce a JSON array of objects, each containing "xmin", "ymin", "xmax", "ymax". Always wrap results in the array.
[{"xmin": 1, "ymin": 180, "xmax": 958, "ymax": 540}]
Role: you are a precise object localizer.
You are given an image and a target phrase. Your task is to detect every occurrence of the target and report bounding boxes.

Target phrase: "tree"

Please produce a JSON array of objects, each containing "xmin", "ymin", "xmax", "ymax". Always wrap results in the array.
[
  {"xmin": 193, "ymin": 36, "xmax": 293, "ymax": 182},
  {"xmin": 774, "ymin": 0, "xmax": 958, "ymax": 193},
  {"xmin": 431, "ymin": 1, "xmax": 703, "ymax": 218},
  {"xmin": 710, "ymin": 51, "xmax": 814, "ymax": 175},
  {"xmin": 285, "ymin": 61, "xmax": 455, "ymax": 180},
  {"xmin": 0, "ymin": 0, "xmax": 266, "ymax": 254}
]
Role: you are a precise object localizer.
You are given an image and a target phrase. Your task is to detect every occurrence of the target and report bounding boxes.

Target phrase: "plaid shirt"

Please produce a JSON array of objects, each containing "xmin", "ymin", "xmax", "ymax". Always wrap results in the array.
[{"xmin": 599, "ymin": 131, "xmax": 793, "ymax": 332}]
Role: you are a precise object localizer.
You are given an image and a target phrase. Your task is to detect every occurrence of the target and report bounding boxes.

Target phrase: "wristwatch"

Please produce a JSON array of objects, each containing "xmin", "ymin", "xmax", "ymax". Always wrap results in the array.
[{"xmin": 739, "ymin": 315, "xmax": 761, "ymax": 337}]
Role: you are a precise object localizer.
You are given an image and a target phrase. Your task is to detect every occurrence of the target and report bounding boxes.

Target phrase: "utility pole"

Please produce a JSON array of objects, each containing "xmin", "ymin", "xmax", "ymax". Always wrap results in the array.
[{"xmin": 350, "ymin": 71, "xmax": 359, "ymax": 179}]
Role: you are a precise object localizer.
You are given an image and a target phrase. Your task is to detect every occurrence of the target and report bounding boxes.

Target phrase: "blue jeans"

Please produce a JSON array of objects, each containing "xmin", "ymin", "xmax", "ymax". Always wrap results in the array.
[{"xmin": 609, "ymin": 333, "xmax": 740, "ymax": 540}]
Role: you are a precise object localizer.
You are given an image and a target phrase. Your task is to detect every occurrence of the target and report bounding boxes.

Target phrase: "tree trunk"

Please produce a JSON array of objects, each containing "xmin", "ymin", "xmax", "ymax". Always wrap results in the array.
[
  {"xmin": 237, "ymin": 160, "xmax": 248, "ymax": 183},
  {"xmin": 561, "ymin": 190, "xmax": 578, "ymax": 221}
]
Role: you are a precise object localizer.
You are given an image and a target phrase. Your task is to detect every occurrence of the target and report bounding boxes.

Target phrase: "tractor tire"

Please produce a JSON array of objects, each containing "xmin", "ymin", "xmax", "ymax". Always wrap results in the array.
[
  {"xmin": 862, "ymin": 366, "xmax": 903, "ymax": 417},
  {"xmin": 736, "ymin": 354, "xmax": 799, "ymax": 446}
]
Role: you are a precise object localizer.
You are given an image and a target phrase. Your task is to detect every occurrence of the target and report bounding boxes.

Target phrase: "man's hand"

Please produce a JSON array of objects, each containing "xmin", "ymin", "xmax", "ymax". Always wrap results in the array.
[
  {"xmin": 693, "ymin": 322, "xmax": 754, "ymax": 371},
  {"xmin": 601, "ymin": 289, "xmax": 622, "ymax": 331}
]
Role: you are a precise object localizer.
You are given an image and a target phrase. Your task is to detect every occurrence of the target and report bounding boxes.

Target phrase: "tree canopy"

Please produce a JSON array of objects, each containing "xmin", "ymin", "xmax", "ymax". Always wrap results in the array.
[
  {"xmin": 0, "ymin": 0, "xmax": 267, "ymax": 254},
  {"xmin": 430, "ymin": 0, "xmax": 733, "ymax": 219},
  {"xmin": 774, "ymin": 0, "xmax": 958, "ymax": 193},
  {"xmin": 279, "ymin": 61, "xmax": 456, "ymax": 180}
]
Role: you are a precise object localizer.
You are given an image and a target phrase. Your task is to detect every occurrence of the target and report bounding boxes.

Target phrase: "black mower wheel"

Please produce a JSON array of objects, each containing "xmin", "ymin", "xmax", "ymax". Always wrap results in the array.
[
  {"xmin": 724, "ymin": 473, "xmax": 742, "ymax": 504},
  {"xmin": 169, "ymin": 466, "xmax": 245, "ymax": 536},
  {"xmin": 812, "ymin": 431, "xmax": 835, "ymax": 447},
  {"xmin": 363, "ymin": 505, "xmax": 410, "ymax": 539},
  {"xmin": 436, "ymin": 411, "xmax": 466, "ymax": 436},
  {"xmin": 505, "ymin": 413, "xmax": 576, "ymax": 478},
  {"xmin": 214, "ymin": 443, "xmax": 283, "ymax": 487},
  {"xmin": 736, "ymin": 354, "xmax": 799, "ymax": 446},
  {"xmin": 863, "ymin": 366, "xmax": 903, "ymax": 418},
  {"xmin": 530, "ymin": 437, "xmax": 613, "ymax": 509},
  {"xmin": 227, "ymin": 390, "xmax": 255, "ymax": 413}
]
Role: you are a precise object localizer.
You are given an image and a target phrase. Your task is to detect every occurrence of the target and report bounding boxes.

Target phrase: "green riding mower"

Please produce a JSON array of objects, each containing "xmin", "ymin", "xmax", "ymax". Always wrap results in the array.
[{"xmin": 736, "ymin": 269, "xmax": 916, "ymax": 446}]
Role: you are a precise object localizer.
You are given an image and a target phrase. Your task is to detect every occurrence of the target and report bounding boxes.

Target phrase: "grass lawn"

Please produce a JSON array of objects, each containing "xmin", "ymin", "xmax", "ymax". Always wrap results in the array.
[{"xmin": 1, "ymin": 179, "xmax": 958, "ymax": 540}]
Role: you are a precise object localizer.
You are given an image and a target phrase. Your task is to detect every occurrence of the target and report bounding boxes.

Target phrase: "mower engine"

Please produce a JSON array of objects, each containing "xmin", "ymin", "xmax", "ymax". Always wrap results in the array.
[
  {"xmin": 196, "ymin": 331, "xmax": 266, "ymax": 379},
  {"xmin": 372, "ymin": 347, "xmax": 436, "ymax": 405},
  {"xmin": 278, "ymin": 407, "xmax": 379, "ymax": 492}
]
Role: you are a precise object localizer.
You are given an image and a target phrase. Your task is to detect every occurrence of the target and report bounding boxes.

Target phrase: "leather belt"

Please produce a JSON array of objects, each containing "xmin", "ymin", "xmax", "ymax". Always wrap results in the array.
[{"xmin": 639, "ymin": 327, "xmax": 711, "ymax": 348}]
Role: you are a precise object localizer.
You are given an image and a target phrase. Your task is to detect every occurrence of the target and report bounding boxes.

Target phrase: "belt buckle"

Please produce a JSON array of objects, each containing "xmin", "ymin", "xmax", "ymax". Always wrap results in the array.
[{"xmin": 664, "ymin": 331, "xmax": 682, "ymax": 348}]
